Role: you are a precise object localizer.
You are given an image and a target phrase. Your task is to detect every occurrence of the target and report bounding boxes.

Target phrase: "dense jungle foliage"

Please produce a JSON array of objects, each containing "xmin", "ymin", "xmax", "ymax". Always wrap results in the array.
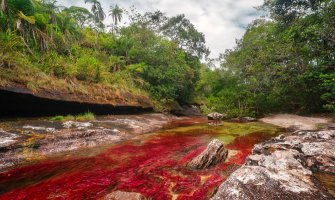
[
  {"xmin": 0, "ymin": 0, "xmax": 334, "ymax": 116},
  {"xmin": 198, "ymin": 0, "xmax": 335, "ymax": 117},
  {"xmin": 0, "ymin": 0, "xmax": 208, "ymax": 108}
]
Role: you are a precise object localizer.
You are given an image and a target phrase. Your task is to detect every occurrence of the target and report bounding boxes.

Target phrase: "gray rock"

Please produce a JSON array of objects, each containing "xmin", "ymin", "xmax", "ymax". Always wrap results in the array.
[
  {"xmin": 208, "ymin": 112, "xmax": 226, "ymax": 120},
  {"xmin": 211, "ymin": 165, "xmax": 332, "ymax": 200},
  {"xmin": 187, "ymin": 139, "xmax": 228, "ymax": 169},
  {"xmin": 211, "ymin": 130, "xmax": 335, "ymax": 200},
  {"xmin": 0, "ymin": 129, "xmax": 19, "ymax": 148},
  {"xmin": 62, "ymin": 121, "xmax": 93, "ymax": 129},
  {"xmin": 240, "ymin": 117, "xmax": 257, "ymax": 122}
]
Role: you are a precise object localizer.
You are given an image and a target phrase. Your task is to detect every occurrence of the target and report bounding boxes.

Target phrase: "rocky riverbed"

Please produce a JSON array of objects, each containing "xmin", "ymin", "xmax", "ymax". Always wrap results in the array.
[
  {"xmin": 1, "ymin": 112, "xmax": 333, "ymax": 199},
  {"xmin": 0, "ymin": 114, "xmax": 183, "ymax": 171},
  {"xmin": 211, "ymin": 129, "xmax": 335, "ymax": 200}
]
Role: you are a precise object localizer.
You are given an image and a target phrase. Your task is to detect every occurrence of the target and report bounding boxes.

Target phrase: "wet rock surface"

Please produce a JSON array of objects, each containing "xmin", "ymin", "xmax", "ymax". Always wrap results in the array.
[
  {"xmin": 211, "ymin": 129, "xmax": 335, "ymax": 200},
  {"xmin": 187, "ymin": 139, "xmax": 228, "ymax": 169},
  {"xmin": 0, "ymin": 114, "xmax": 174, "ymax": 171}
]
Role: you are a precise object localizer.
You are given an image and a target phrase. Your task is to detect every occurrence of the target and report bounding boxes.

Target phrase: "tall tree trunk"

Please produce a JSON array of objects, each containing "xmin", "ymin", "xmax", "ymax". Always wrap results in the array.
[
  {"xmin": 0, "ymin": 0, "xmax": 5, "ymax": 12},
  {"xmin": 95, "ymin": 30, "xmax": 99, "ymax": 49}
]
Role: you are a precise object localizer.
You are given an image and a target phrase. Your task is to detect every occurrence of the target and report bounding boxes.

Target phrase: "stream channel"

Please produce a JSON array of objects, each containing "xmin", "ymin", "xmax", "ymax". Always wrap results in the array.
[{"xmin": 0, "ymin": 114, "xmax": 282, "ymax": 199}]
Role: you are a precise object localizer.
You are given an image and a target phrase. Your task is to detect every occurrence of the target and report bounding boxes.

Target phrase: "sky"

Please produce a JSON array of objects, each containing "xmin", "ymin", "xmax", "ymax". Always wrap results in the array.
[{"xmin": 57, "ymin": 0, "xmax": 264, "ymax": 58}]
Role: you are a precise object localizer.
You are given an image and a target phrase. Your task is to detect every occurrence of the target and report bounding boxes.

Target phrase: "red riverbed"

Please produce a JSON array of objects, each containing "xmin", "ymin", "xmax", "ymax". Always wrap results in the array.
[{"xmin": 0, "ymin": 120, "xmax": 274, "ymax": 200}]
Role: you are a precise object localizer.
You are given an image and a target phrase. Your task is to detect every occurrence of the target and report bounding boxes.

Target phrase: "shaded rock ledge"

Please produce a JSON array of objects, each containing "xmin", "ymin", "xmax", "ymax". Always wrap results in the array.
[
  {"xmin": 211, "ymin": 129, "xmax": 335, "ymax": 200},
  {"xmin": 0, "ymin": 85, "xmax": 153, "ymax": 118},
  {"xmin": 187, "ymin": 139, "xmax": 228, "ymax": 170}
]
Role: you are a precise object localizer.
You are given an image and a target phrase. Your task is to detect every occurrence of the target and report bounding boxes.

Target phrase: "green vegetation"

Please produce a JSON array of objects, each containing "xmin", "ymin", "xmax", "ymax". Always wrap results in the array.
[
  {"xmin": 76, "ymin": 112, "xmax": 95, "ymax": 121},
  {"xmin": 1, "ymin": 0, "xmax": 334, "ymax": 117},
  {"xmin": 50, "ymin": 112, "xmax": 95, "ymax": 121},
  {"xmin": 0, "ymin": 0, "xmax": 207, "ymax": 110},
  {"xmin": 198, "ymin": 0, "xmax": 335, "ymax": 117},
  {"xmin": 50, "ymin": 115, "xmax": 68, "ymax": 121}
]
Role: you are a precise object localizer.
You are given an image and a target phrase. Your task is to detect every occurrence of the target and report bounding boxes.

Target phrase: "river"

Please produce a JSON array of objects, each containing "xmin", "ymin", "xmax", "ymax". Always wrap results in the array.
[{"xmin": 0, "ymin": 114, "xmax": 281, "ymax": 199}]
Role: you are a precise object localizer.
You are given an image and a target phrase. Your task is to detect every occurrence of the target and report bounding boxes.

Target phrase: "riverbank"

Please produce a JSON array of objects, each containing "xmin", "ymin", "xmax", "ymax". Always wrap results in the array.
[
  {"xmin": 260, "ymin": 114, "xmax": 333, "ymax": 130},
  {"xmin": 211, "ymin": 114, "xmax": 335, "ymax": 199},
  {"xmin": 0, "ymin": 114, "xmax": 199, "ymax": 171}
]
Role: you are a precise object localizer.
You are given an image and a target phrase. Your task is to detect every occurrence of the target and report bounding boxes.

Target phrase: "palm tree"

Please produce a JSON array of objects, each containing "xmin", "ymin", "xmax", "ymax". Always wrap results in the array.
[
  {"xmin": 109, "ymin": 4, "xmax": 122, "ymax": 33},
  {"xmin": 85, "ymin": 0, "xmax": 105, "ymax": 48},
  {"xmin": 85, "ymin": 0, "xmax": 105, "ymax": 26}
]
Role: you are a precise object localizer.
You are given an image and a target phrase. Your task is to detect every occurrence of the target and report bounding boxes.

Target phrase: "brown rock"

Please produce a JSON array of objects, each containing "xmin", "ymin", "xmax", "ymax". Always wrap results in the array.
[
  {"xmin": 105, "ymin": 191, "xmax": 145, "ymax": 200},
  {"xmin": 187, "ymin": 139, "xmax": 228, "ymax": 169}
]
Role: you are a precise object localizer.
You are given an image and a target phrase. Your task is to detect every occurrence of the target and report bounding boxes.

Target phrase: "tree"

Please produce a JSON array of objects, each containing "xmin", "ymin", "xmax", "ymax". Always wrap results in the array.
[
  {"xmin": 85, "ymin": 0, "xmax": 105, "ymax": 26},
  {"xmin": 198, "ymin": 0, "xmax": 335, "ymax": 116},
  {"xmin": 141, "ymin": 10, "xmax": 168, "ymax": 33},
  {"xmin": 63, "ymin": 6, "xmax": 93, "ymax": 28},
  {"xmin": 1, "ymin": 0, "xmax": 6, "ymax": 12},
  {"xmin": 261, "ymin": 0, "xmax": 332, "ymax": 24},
  {"xmin": 109, "ymin": 4, "xmax": 122, "ymax": 33},
  {"xmin": 85, "ymin": 0, "xmax": 105, "ymax": 47},
  {"xmin": 161, "ymin": 14, "xmax": 209, "ymax": 59}
]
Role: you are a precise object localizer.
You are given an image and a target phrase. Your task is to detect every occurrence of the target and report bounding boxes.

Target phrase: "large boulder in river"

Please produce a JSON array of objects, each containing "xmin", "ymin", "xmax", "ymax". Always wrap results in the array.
[
  {"xmin": 187, "ymin": 139, "xmax": 228, "ymax": 170},
  {"xmin": 105, "ymin": 191, "xmax": 145, "ymax": 200},
  {"xmin": 210, "ymin": 130, "xmax": 335, "ymax": 200},
  {"xmin": 208, "ymin": 112, "xmax": 226, "ymax": 120}
]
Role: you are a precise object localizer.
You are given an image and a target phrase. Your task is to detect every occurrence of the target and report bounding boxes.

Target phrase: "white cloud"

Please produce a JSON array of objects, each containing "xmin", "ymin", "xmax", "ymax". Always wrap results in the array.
[{"xmin": 57, "ymin": 0, "xmax": 264, "ymax": 58}]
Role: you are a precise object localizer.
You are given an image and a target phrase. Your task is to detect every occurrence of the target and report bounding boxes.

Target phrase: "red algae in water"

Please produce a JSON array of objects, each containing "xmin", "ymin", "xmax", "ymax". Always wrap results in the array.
[{"xmin": 0, "ymin": 126, "xmax": 274, "ymax": 200}]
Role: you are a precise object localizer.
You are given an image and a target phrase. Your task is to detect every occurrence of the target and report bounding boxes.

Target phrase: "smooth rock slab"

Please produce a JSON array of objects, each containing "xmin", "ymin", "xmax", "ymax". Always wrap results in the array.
[
  {"xmin": 187, "ymin": 139, "xmax": 228, "ymax": 170},
  {"xmin": 211, "ymin": 166, "xmax": 333, "ymax": 200},
  {"xmin": 211, "ymin": 130, "xmax": 335, "ymax": 200}
]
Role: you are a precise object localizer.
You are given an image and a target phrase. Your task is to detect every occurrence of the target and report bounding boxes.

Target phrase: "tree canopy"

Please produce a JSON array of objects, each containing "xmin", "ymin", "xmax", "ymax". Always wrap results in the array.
[
  {"xmin": 0, "ymin": 0, "xmax": 207, "ymax": 109},
  {"xmin": 199, "ymin": 0, "xmax": 335, "ymax": 117}
]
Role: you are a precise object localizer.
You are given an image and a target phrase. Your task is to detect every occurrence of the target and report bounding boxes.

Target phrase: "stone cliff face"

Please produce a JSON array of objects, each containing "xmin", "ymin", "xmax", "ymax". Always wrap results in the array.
[
  {"xmin": 0, "ymin": 81, "xmax": 153, "ymax": 117},
  {"xmin": 211, "ymin": 130, "xmax": 335, "ymax": 200}
]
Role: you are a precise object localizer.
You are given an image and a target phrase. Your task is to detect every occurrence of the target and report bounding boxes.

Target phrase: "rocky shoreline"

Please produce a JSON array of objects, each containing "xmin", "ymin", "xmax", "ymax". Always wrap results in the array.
[
  {"xmin": 0, "ymin": 114, "xmax": 179, "ymax": 171},
  {"xmin": 211, "ymin": 129, "xmax": 335, "ymax": 200}
]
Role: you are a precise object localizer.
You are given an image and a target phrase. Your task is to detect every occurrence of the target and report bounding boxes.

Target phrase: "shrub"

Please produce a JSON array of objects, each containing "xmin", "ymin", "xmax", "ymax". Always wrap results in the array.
[
  {"xmin": 50, "ymin": 112, "xmax": 95, "ymax": 121},
  {"xmin": 75, "ymin": 56, "xmax": 99, "ymax": 82},
  {"xmin": 75, "ymin": 112, "xmax": 95, "ymax": 121}
]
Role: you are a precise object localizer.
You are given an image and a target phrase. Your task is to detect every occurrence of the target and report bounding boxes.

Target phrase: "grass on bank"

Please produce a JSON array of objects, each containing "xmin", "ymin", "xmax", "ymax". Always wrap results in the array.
[{"xmin": 51, "ymin": 112, "xmax": 95, "ymax": 121}]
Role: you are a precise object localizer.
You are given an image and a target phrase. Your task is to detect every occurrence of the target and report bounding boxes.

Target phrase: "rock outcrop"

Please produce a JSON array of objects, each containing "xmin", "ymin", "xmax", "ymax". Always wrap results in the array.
[
  {"xmin": 211, "ymin": 130, "xmax": 335, "ymax": 200},
  {"xmin": 0, "ymin": 84, "xmax": 153, "ymax": 118},
  {"xmin": 172, "ymin": 104, "xmax": 202, "ymax": 116},
  {"xmin": 208, "ymin": 112, "xmax": 226, "ymax": 120},
  {"xmin": 240, "ymin": 116, "xmax": 257, "ymax": 122},
  {"xmin": 105, "ymin": 191, "xmax": 145, "ymax": 200},
  {"xmin": 228, "ymin": 116, "xmax": 257, "ymax": 123},
  {"xmin": 0, "ymin": 114, "xmax": 173, "ymax": 171},
  {"xmin": 187, "ymin": 139, "xmax": 228, "ymax": 170}
]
